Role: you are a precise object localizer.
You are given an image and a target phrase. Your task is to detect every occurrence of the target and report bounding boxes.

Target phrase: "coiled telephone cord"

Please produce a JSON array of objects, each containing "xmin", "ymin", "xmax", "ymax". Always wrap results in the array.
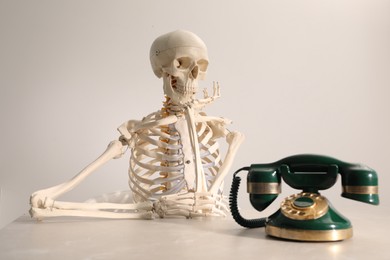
[{"xmin": 229, "ymin": 167, "xmax": 266, "ymax": 228}]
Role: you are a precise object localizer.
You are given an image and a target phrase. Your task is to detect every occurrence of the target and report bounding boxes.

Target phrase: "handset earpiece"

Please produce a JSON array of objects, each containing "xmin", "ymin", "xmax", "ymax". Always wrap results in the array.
[{"xmin": 340, "ymin": 164, "xmax": 379, "ymax": 205}]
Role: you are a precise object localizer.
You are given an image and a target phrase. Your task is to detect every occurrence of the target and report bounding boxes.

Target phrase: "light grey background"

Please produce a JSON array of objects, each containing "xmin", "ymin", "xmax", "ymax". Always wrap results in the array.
[{"xmin": 1, "ymin": 0, "xmax": 389, "ymax": 229}]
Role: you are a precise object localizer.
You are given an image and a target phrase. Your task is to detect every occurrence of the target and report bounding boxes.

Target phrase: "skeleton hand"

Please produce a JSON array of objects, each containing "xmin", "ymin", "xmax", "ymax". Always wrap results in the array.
[
  {"xmin": 154, "ymin": 191, "xmax": 228, "ymax": 218},
  {"xmin": 203, "ymin": 81, "xmax": 221, "ymax": 100},
  {"xmin": 193, "ymin": 82, "xmax": 221, "ymax": 110}
]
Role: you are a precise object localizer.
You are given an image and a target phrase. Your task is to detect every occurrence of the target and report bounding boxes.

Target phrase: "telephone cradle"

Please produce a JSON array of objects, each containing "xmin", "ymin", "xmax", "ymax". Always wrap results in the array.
[{"xmin": 229, "ymin": 154, "xmax": 379, "ymax": 242}]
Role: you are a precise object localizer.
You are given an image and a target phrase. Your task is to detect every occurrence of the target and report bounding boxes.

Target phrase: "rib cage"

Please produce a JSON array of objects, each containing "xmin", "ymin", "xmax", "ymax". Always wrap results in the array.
[{"xmin": 128, "ymin": 110, "xmax": 222, "ymax": 203}]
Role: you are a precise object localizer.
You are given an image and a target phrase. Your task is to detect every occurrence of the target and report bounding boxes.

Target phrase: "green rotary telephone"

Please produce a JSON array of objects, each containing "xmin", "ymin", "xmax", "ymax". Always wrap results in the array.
[{"xmin": 229, "ymin": 154, "xmax": 379, "ymax": 242}]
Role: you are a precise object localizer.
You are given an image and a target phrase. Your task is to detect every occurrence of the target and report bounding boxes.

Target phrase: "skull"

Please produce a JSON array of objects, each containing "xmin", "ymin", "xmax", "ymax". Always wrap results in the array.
[{"xmin": 150, "ymin": 30, "xmax": 209, "ymax": 105}]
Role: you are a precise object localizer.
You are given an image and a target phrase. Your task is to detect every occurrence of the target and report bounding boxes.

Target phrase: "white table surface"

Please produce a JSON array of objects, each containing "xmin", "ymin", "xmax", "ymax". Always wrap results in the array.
[{"xmin": 0, "ymin": 205, "xmax": 388, "ymax": 260}]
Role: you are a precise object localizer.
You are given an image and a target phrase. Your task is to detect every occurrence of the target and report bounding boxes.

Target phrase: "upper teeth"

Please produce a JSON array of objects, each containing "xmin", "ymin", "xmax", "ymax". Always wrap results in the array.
[{"xmin": 171, "ymin": 76, "xmax": 196, "ymax": 95}]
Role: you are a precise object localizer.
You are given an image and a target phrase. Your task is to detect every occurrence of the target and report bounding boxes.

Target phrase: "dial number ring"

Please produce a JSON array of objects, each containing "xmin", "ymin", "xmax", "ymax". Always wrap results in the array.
[{"xmin": 281, "ymin": 193, "xmax": 329, "ymax": 220}]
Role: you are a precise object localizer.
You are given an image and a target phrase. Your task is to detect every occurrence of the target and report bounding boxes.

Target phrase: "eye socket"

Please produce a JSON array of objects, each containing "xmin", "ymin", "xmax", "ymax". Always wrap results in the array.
[
  {"xmin": 174, "ymin": 57, "xmax": 192, "ymax": 69},
  {"xmin": 197, "ymin": 59, "xmax": 209, "ymax": 72}
]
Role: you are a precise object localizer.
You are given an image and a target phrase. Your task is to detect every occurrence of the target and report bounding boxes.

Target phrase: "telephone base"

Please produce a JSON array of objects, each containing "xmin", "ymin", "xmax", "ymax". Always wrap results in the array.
[
  {"xmin": 265, "ymin": 193, "xmax": 353, "ymax": 241},
  {"xmin": 266, "ymin": 224, "xmax": 353, "ymax": 242}
]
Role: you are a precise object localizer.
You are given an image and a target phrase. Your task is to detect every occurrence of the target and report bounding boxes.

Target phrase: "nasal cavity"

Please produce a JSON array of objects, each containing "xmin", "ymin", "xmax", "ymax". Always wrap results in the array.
[{"xmin": 191, "ymin": 66, "xmax": 199, "ymax": 79}]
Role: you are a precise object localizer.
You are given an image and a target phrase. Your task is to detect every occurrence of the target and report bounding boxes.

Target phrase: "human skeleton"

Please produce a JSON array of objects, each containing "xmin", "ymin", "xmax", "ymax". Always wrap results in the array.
[{"xmin": 30, "ymin": 30, "xmax": 244, "ymax": 220}]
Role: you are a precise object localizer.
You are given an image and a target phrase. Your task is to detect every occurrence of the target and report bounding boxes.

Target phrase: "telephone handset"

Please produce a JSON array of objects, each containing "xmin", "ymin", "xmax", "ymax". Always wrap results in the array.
[{"xmin": 229, "ymin": 154, "xmax": 379, "ymax": 241}]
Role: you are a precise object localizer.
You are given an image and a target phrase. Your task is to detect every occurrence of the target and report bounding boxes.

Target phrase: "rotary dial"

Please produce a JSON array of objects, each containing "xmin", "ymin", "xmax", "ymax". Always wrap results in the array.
[{"xmin": 281, "ymin": 192, "xmax": 329, "ymax": 220}]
